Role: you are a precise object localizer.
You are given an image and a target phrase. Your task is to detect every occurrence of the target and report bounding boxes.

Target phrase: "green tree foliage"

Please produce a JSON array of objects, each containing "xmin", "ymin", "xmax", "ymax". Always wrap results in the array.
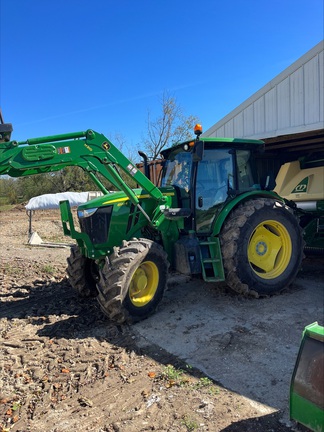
[
  {"xmin": 1, "ymin": 168, "xmax": 102, "ymax": 204},
  {"xmin": 143, "ymin": 91, "xmax": 199, "ymax": 159},
  {"xmin": 0, "ymin": 177, "xmax": 18, "ymax": 204},
  {"xmin": 0, "ymin": 163, "xmax": 136, "ymax": 204},
  {"xmin": 48, "ymin": 167, "xmax": 94, "ymax": 192},
  {"xmin": 22, "ymin": 167, "xmax": 109, "ymax": 199}
]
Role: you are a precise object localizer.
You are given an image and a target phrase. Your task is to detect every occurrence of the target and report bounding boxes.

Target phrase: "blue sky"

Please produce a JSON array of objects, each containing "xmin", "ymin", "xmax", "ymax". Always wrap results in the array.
[{"xmin": 1, "ymin": 0, "xmax": 323, "ymax": 158}]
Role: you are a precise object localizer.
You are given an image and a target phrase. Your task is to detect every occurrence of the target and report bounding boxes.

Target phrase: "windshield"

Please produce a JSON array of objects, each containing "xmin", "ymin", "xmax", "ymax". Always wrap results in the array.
[{"xmin": 161, "ymin": 150, "xmax": 192, "ymax": 192}]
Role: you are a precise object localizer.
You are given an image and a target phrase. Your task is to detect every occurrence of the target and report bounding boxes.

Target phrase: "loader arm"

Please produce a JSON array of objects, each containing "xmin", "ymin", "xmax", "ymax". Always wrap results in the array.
[{"xmin": 0, "ymin": 129, "xmax": 166, "ymax": 211}]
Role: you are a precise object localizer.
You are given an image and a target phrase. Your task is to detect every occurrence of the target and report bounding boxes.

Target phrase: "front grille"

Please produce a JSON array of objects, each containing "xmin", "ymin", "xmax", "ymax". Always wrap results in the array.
[{"xmin": 79, "ymin": 206, "xmax": 113, "ymax": 245}]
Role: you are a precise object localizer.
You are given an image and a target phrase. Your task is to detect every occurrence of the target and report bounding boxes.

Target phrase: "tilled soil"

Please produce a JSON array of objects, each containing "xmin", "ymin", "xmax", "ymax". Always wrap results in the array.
[{"xmin": 0, "ymin": 207, "xmax": 301, "ymax": 431}]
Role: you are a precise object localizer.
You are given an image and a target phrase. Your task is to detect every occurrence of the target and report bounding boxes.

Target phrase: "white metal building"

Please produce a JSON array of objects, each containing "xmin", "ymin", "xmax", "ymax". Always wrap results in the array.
[{"xmin": 203, "ymin": 41, "xmax": 324, "ymax": 166}]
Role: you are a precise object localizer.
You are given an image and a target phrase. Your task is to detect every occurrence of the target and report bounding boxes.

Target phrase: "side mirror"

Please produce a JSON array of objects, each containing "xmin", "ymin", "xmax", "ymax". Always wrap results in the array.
[{"xmin": 193, "ymin": 140, "xmax": 203, "ymax": 162}]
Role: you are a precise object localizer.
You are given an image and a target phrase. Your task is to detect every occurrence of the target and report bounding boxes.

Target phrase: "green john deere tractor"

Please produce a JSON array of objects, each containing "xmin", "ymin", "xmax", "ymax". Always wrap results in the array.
[{"xmin": 0, "ymin": 123, "xmax": 304, "ymax": 323}]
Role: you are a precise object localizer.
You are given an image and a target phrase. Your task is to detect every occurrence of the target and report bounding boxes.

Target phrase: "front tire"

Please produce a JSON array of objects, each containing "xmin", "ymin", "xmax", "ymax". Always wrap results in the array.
[
  {"xmin": 67, "ymin": 245, "xmax": 99, "ymax": 297},
  {"xmin": 220, "ymin": 198, "xmax": 304, "ymax": 296},
  {"xmin": 97, "ymin": 239, "xmax": 169, "ymax": 324}
]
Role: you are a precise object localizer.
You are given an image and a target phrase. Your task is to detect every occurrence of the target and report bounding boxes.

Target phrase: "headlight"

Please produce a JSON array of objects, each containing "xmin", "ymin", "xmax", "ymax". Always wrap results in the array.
[{"xmin": 77, "ymin": 207, "xmax": 98, "ymax": 218}]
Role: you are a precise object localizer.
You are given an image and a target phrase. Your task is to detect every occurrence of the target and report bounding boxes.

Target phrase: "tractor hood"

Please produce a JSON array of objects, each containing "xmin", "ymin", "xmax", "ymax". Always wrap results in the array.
[{"xmin": 77, "ymin": 186, "xmax": 176, "ymax": 212}]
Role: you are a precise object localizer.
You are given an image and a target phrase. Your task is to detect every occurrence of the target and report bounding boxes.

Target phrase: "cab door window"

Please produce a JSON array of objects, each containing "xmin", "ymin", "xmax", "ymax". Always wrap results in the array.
[
  {"xmin": 236, "ymin": 150, "xmax": 257, "ymax": 191},
  {"xmin": 195, "ymin": 149, "xmax": 233, "ymax": 233}
]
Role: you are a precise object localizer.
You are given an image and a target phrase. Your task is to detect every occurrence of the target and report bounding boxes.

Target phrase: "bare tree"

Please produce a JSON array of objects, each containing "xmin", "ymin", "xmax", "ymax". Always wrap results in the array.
[{"xmin": 143, "ymin": 92, "xmax": 199, "ymax": 159}]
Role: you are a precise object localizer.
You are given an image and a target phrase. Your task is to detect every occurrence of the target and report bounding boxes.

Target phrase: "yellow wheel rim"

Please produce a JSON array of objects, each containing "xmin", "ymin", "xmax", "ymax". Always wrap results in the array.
[
  {"xmin": 129, "ymin": 261, "xmax": 159, "ymax": 307},
  {"xmin": 248, "ymin": 220, "xmax": 292, "ymax": 279}
]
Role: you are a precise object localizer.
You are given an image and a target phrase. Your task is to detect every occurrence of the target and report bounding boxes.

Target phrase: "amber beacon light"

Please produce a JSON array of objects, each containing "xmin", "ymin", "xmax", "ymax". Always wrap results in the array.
[{"xmin": 194, "ymin": 124, "xmax": 203, "ymax": 137}]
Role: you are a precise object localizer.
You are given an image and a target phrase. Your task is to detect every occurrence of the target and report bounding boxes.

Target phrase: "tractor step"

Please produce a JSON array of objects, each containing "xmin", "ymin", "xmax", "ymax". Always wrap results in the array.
[{"xmin": 199, "ymin": 237, "xmax": 225, "ymax": 282}]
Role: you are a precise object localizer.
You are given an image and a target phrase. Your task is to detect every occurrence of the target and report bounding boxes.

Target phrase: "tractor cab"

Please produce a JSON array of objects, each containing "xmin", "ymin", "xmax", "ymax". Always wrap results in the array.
[{"xmin": 160, "ymin": 127, "xmax": 264, "ymax": 235}]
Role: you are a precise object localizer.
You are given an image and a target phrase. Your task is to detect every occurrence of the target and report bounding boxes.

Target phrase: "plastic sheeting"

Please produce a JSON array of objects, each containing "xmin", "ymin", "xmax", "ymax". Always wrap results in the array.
[{"xmin": 25, "ymin": 192, "xmax": 90, "ymax": 210}]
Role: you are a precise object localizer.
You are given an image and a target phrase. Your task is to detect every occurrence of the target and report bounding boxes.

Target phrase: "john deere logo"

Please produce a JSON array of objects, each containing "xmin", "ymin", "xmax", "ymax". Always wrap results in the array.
[
  {"xmin": 292, "ymin": 177, "xmax": 308, "ymax": 194},
  {"xmin": 102, "ymin": 142, "xmax": 110, "ymax": 151}
]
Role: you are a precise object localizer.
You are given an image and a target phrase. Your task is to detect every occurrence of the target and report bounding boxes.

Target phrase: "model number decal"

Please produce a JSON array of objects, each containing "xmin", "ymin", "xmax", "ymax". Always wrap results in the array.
[{"xmin": 84, "ymin": 143, "xmax": 92, "ymax": 151}]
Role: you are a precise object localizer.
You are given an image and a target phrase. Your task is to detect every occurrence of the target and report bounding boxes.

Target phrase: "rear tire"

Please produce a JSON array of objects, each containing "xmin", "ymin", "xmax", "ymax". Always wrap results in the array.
[
  {"xmin": 220, "ymin": 198, "xmax": 304, "ymax": 296},
  {"xmin": 67, "ymin": 245, "xmax": 99, "ymax": 297},
  {"xmin": 97, "ymin": 239, "xmax": 169, "ymax": 324}
]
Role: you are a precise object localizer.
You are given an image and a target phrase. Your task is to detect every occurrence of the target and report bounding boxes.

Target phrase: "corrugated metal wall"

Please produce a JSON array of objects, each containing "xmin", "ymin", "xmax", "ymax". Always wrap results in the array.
[{"xmin": 204, "ymin": 41, "xmax": 324, "ymax": 140}]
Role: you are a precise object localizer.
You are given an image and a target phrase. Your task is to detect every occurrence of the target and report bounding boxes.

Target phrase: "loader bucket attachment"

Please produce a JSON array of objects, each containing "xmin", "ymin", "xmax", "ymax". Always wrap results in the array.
[{"xmin": 290, "ymin": 322, "xmax": 324, "ymax": 431}]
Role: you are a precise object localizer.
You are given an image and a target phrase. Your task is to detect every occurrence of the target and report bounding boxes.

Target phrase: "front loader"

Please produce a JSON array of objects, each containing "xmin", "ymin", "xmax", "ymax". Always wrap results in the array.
[{"xmin": 0, "ymin": 123, "xmax": 304, "ymax": 323}]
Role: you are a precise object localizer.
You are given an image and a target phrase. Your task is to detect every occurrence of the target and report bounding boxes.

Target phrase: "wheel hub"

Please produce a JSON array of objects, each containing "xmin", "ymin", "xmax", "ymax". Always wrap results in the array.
[
  {"xmin": 255, "ymin": 241, "xmax": 267, "ymax": 256},
  {"xmin": 248, "ymin": 220, "xmax": 292, "ymax": 278},
  {"xmin": 132, "ymin": 269, "xmax": 147, "ymax": 293},
  {"xmin": 129, "ymin": 261, "xmax": 159, "ymax": 307}
]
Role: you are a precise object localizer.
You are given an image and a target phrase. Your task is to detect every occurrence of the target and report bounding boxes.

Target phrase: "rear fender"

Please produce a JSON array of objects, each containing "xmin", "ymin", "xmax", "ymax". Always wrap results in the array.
[{"xmin": 212, "ymin": 190, "xmax": 283, "ymax": 236}]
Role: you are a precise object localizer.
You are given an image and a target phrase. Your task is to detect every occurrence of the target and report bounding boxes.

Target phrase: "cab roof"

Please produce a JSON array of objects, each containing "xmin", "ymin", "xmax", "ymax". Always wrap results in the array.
[{"xmin": 160, "ymin": 137, "xmax": 264, "ymax": 159}]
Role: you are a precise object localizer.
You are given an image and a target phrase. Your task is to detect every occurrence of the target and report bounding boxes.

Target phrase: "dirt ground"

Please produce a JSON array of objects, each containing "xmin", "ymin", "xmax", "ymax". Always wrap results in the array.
[{"xmin": 0, "ymin": 206, "xmax": 322, "ymax": 432}]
